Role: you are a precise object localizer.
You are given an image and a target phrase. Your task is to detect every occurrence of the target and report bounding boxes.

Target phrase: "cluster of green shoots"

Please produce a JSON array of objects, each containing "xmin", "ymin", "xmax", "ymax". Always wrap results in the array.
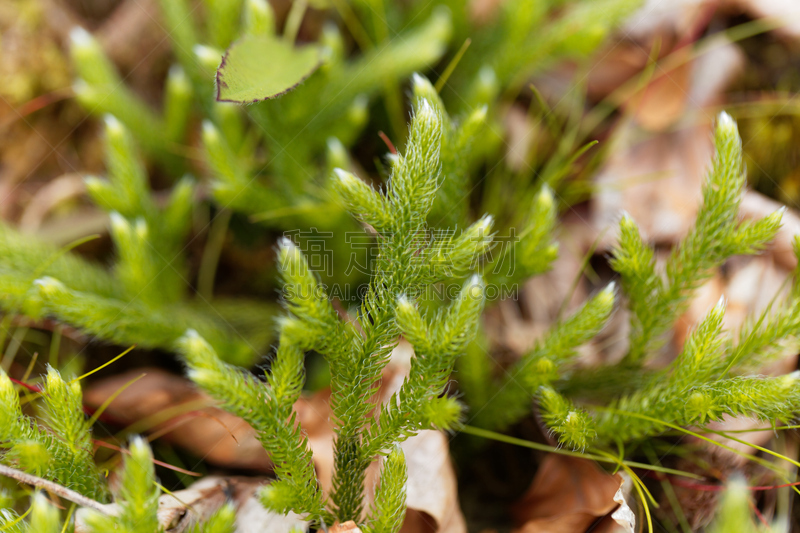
[
  {"xmin": 467, "ymin": 113, "xmax": 800, "ymax": 455},
  {"xmin": 0, "ymin": 116, "xmax": 255, "ymax": 365},
  {"xmin": 5, "ymin": 0, "xmax": 798, "ymax": 529},
  {"xmin": 69, "ymin": 0, "xmax": 452, "ymax": 224},
  {"xmin": 180, "ymin": 96, "xmax": 491, "ymax": 529},
  {"xmin": 0, "ymin": 367, "xmax": 235, "ymax": 532},
  {"xmin": 0, "ymin": 63, "xmax": 594, "ymax": 530}
]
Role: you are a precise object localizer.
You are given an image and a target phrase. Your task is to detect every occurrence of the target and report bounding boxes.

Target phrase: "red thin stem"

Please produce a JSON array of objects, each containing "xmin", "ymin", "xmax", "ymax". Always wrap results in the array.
[
  {"xmin": 0, "ymin": 89, "xmax": 73, "ymax": 130},
  {"xmin": 749, "ymin": 498, "xmax": 771, "ymax": 528},
  {"xmin": 378, "ymin": 131, "xmax": 397, "ymax": 155},
  {"xmin": 10, "ymin": 377, "xmax": 41, "ymax": 392}
]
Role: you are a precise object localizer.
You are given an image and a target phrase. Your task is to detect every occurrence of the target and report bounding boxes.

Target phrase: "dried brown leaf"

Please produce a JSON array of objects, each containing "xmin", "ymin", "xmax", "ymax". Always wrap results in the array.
[
  {"xmin": 330, "ymin": 521, "xmax": 363, "ymax": 533},
  {"xmin": 513, "ymin": 455, "xmax": 625, "ymax": 533},
  {"xmin": 590, "ymin": 23, "xmax": 743, "ymax": 244},
  {"xmin": 85, "ymin": 369, "xmax": 271, "ymax": 472},
  {"xmin": 630, "ymin": 48, "xmax": 692, "ymax": 132}
]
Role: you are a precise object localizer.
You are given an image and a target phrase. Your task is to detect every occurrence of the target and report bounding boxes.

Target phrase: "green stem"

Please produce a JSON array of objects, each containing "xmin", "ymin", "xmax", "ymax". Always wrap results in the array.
[
  {"xmin": 435, "ymin": 38, "xmax": 472, "ymax": 93},
  {"xmin": 198, "ymin": 209, "xmax": 232, "ymax": 300},
  {"xmin": 284, "ymin": 0, "xmax": 308, "ymax": 45},
  {"xmin": 459, "ymin": 425, "xmax": 703, "ymax": 479}
]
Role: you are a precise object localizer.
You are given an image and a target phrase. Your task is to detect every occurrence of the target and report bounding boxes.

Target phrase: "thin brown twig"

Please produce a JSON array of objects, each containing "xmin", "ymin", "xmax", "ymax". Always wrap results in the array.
[{"xmin": 0, "ymin": 463, "xmax": 115, "ymax": 515}]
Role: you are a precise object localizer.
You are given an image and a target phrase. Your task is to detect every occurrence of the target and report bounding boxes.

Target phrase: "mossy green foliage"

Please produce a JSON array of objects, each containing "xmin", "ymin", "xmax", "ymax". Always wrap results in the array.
[
  {"xmin": 180, "ymin": 97, "xmax": 490, "ymax": 530},
  {"xmin": 69, "ymin": 27, "xmax": 176, "ymax": 161},
  {"xmin": 80, "ymin": 437, "xmax": 160, "ymax": 532},
  {"xmin": 0, "ymin": 117, "xmax": 255, "ymax": 365},
  {"xmin": 0, "ymin": 492, "xmax": 61, "ymax": 533},
  {"xmin": 68, "ymin": 0, "xmax": 641, "ymax": 252},
  {"xmin": 0, "ymin": 367, "xmax": 107, "ymax": 502},
  {"xmin": 53, "ymin": 0, "xmax": 643, "ymax": 375},
  {"xmin": 13, "ymin": 0, "xmax": 788, "ymax": 528},
  {"xmin": 71, "ymin": 0, "xmax": 451, "ymax": 224},
  {"xmin": 0, "ymin": 370, "xmax": 227, "ymax": 531},
  {"xmin": 467, "ymin": 283, "xmax": 615, "ymax": 431},
  {"xmin": 614, "ymin": 113, "xmax": 785, "ymax": 365},
  {"xmin": 467, "ymin": 114, "xmax": 800, "ymax": 453},
  {"xmin": 0, "ymin": 435, "xmax": 238, "ymax": 533},
  {"xmin": 357, "ymin": 0, "xmax": 640, "ymax": 107}
]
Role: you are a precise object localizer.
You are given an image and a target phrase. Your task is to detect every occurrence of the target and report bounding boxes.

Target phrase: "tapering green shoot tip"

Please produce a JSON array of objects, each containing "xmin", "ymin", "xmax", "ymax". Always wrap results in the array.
[
  {"xmin": 167, "ymin": 64, "xmax": 190, "ymax": 91},
  {"xmin": 34, "ymin": 276, "xmax": 66, "ymax": 298},
  {"xmin": 179, "ymin": 328, "xmax": 211, "ymax": 357},
  {"xmin": 471, "ymin": 104, "xmax": 488, "ymax": 123},
  {"xmin": 712, "ymin": 295, "xmax": 727, "ymax": 315},
  {"xmin": 327, "ymin": 137, "xmax": 346, "ymax": 155},
  {"xmin": 717, "ymin": 111, "xmax": 736, "ymax": 133},
  {"xmin": 128, "ymin": 435, "xmax": 151, "ymax": 461},
  {"xmin": 109, "ymin": 211, "xmax": 129, "ymax": 233},
  {"xmin": 277, "ymin": 237, "xmax": 304, "ymax": 274},
  {"xmin": 476, "ymin": 214, "xmax": 493, "ymax": 234},
  {"xmin": 44, "ymin": 365, "xmax": 61, "ymax": 381},
  {"xmin": 478, "ymin": 65, "xmax": 497, "ymax": 85},
  {"xmin": 597, "ymin": 282, "xmax": 616, "ymax": 306},
  {"xmin": 69, "ymin": 26, "xmax": 93, "ymax": 47},
  {"xmin": 619, "ymin": 210, "xmax": 635, "ymax": 228},
  {"xmin": 415, "ymin": 98, "xmax": 440, "ymax": 129},
  {"xmin": 412, "ymin": 72, "xmax": 431, "ymax": 91},
  {"xmin": 0, "ymin": 371, "xmax": 13, "ymax": 394},
  {"xmin": 194, "ymin": 45, "xmax": 222, "ymax": 66},
  {"xmin": 278, "ymin": 236, "xmax": 297, "ymax": 252},
  {"xmin": 396, "ymin": 294, "xmax": 414, "ymax": 314},
  {"xmin": 72, "ymin": 79, "xmax": 90, "ymax": 95},
  {"xmin": 333, "ymin": 168, "xmax": 358, "ymax": 189},
  {"xmin": 133, "ymin": 217, "xmax": 149, "ymax": 239},
  {"xmin": 769, "ymin": 206, "xmax": 787, "ymax": 225},
  {"xmin": 103, "ymin": 114, "xmax": 124, "ymax": 136},
  {"xmin": 201, "ymin": 119, "xmax": 220, "ymax": 141},
  {"xmin": 537, "ymin": 185, "xmax": 555, "ymax": 210}
]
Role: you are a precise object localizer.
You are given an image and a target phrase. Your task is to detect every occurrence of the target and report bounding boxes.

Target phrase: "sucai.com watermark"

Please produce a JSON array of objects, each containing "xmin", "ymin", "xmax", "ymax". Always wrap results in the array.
[{"xmin": 281, "ymin": 227, "xmax": 523, "ymax": 303}]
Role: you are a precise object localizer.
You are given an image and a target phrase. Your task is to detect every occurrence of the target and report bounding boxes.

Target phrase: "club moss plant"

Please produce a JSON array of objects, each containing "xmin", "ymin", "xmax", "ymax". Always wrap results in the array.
[
  {"xmin": 3, "ymin": 0, "xmax": 798, "ymax": 530},
  {"xmin": 466, "ymin": 113, "xmax": 800, "ymax": 453},
  {"xmin": 0, "ymin": 116, "xmax": 256, "ymax": 365},
  {"xmin": 179, "ymin": 97, "xmax": 492, "ymax": 529},
  {"xmin": 0, "ymin": 393, "xmax": 236, "ymax": 533}
]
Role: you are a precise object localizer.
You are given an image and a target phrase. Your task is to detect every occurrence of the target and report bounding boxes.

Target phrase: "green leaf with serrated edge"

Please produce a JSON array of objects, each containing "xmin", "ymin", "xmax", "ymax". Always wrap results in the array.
[{"xmin": 216, "ymin": 35, "xmax": 322, "ymax": 103}]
